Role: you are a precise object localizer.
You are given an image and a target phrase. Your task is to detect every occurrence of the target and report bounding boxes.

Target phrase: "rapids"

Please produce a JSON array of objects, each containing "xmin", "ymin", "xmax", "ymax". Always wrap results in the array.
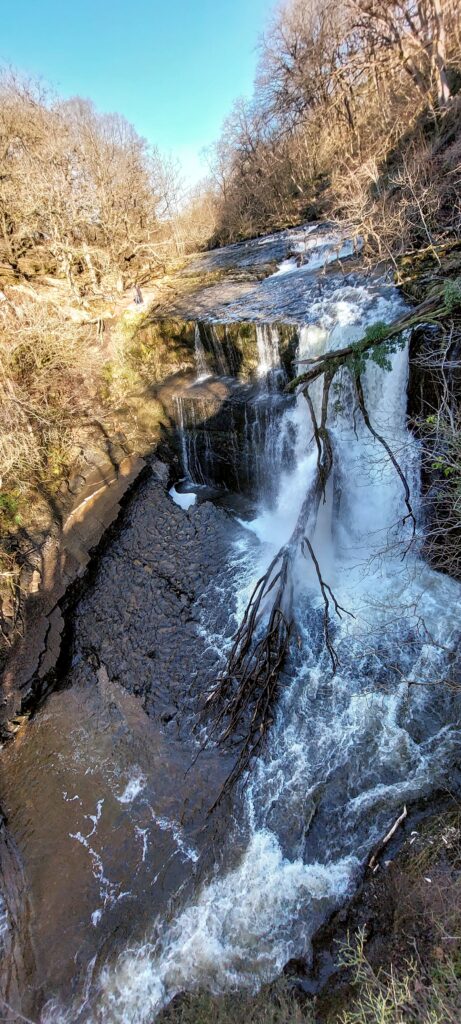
[{"xmin": 1, "ymin": 223, "xmax": 460, "ymax": 1023}]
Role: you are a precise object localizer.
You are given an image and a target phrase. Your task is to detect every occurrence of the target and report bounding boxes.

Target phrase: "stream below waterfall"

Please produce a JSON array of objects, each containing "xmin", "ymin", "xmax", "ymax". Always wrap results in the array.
[{"xmin": 1, "ymin": 224, "xmax": 460, "ymax": 1023}]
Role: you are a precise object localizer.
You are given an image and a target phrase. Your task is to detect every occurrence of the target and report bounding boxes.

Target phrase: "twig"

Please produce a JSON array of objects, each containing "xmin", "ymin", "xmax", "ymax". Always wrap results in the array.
[
  {"xmin": 301, "ymin": 537, "xmax": 355, "ymax": 672},
  {"xmin": 368, "ymin": 805, "xmax": 408, "ymax": 872},
  {"xmin": 353, "ymin": 371, "xmax": 416, "ymax": 541},
  {"xmin": 0, "ymin": 1000, "xmax": 38, "ymax": 1024}
]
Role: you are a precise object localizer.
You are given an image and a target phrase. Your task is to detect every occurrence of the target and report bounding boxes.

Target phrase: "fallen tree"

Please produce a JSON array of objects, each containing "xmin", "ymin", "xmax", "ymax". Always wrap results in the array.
[
  {"xmin": 286, "ymin": 282, "xmax": 461, "ymax": 394},
  {"xmin": 205, "ymin": 281, "xmax": 461, "ymax": 803}
]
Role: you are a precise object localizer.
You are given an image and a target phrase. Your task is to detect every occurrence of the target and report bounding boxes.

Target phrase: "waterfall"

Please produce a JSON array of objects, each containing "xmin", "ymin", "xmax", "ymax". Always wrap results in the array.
[
  {"xmin": 245, "ymin": 394, "xmax": 296, "ymax": 505},
  {"xmin": 256, "ymin": 324, "xmax": 282, "ymax": 379},
  {"xmin": 174, "ymin": 396, "xmax": 191, "ymax": 481},
  {"xmin": 250, "ymin": 323, "xmax": 293, "ymax": 501},
  {"xmin": 174, "ymin": 322, "xmax": 294, "ymax": 497},
  {"xmin": 207, "ymin": 325, "xmax": 229, "ymax": 376},
  {"xmin": 194, "ymin": 325, "xmax": 209, "ymax": 381},
  {"xmin": 174, "ymin": 396, "xmax": 215, "ymax": 486},
  {"xmin": 46, "ymin": 241, "xmax": 461, "ymax": 1024},
  {"xmin": 174, "ymin": 390, "xmax": 295, "ymax": 501}
]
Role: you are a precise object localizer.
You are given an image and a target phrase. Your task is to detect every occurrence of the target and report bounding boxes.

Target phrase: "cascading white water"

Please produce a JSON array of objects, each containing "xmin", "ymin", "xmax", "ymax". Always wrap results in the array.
[
  {"xmin": 173, "ymin": 396, "xmax": 190, "ymax": 480},
  {"xmin": 175, "ymin": 322, "xmax": 293, "ymax": 496},
  {"xmin": 208, "ymin": 325, "xmax": 230, "ymax": 376},
  {"xmin": 255, "ymin": 324, "xmax": 281, "ymax": 377},
  {"xmin": 46, "ymin": 255, "xmax": 461, "ymax": 1024},
  {"xmin": 194, "ymin": 324, "xmax": 209, "ymax": 381},
  {"xmin": 174, "ymin": 396, "xmax": 217, "ymax": 486}
]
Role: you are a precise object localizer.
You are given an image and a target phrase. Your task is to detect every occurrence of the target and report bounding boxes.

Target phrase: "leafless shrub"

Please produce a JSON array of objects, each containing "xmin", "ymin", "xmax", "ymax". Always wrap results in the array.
[
  {"xmin": 208, "ymin": 0, "xmax": 461, "ymax": 249},
  {"xmin": 0, "ymin": 71, "xmax": 187, "ymax": 296},
  {"xmin": 0, "ymin": 297, "xmax": 96, "ymax": 486},
  {"xmin": 158, "ymin": 981, "xmax": 311, "ymax": 1024}
]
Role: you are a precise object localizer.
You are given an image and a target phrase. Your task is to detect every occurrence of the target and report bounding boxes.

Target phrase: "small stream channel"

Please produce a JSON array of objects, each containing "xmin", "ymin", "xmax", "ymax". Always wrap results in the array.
[{"xmin": 1, "ymin": 224, "xmax": 460, "ymax": 1023}]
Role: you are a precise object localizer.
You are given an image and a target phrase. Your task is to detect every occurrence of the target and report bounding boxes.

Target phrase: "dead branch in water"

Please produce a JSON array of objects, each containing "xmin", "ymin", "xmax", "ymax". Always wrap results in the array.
[
  {"xmin": 205, "ymin": 548, "xmax": 292, "ymax": 711},
  {"xmin": 368, "ymin": 805, "xmax": 408, "ymax": 872},
  {"xmin": 353, "ymin": 371, "xmax": 416, "ymax": 539},
  {"xmin": 205, "ymin": 546, "xmax": 293, "ymax": 810},
  {"xmin": 207, "ymin": 374, "xmax": 343, "ymax": 807},
  {"xmin": 303, "ymin": 369, "xmax": 334, "ymax": 501},
  {"xmin": 301, "ymin": 536, "xmax": 354, "ymax": 672},
  {"xmin": 205, "ymin": 290, "xmax": 444, "ymax": 800}
]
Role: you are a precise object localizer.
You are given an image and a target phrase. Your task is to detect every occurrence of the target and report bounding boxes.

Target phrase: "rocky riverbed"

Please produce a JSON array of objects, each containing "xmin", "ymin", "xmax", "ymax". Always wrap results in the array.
[{"xmin": 0, "ymin": 457, "xmax": 256, "ymax": 1017}]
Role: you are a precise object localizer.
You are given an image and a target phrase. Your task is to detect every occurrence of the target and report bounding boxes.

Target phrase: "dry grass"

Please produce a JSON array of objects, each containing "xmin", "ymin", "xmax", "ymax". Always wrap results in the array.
[
  {"xmin": 0, "ymin": 297, "xmax": 99, "ymax": 487},
  {"xmin": 0, "ymin": 294, "xmax": 109, "ymax": 635},
  {"xmin": 158, "ymin": 981, "xmax": 312, "ymax": 1024},
  {"xmin": 0, "ymin": 286, "xmax": 176, "ymax": 641},
  {"xmin": 332, "ymin": 99, "xmax": 461, "ymax": 266},
  {"xmin": 334, "ymin": 811, "xmax": 461, "ymax": 1024}
]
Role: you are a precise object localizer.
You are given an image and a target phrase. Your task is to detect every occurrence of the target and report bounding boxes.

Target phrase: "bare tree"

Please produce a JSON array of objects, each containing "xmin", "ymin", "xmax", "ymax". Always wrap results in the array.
[
  {"xmin": 348, "ymin": 0, "xmax": 452, "ymax": 108},
  {"xmin": 0, "ymin": 72, "xmax": 188, "ymax": 296},
  {"xmin": 209, "ymin": 0, "xmax": 459, "ymax": 246}
]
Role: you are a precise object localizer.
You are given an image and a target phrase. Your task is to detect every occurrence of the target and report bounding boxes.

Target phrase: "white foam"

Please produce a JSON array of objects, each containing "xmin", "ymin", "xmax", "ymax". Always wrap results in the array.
[
  {"xmin": 271, "ymin": 231, "xmax": 358, "ymax": 277},
  {"xmin": 96, "ymin": 832, "xmax": 356, "ymax": 1023},
  {"xmin": 150, "ymin": 810, "xmax": 199, "ymax": 864},
  {"xmin": 135, "ymin": 827, "xmax": 149, "ymax": 864},
  {"xmin": 272, "ymin": 257, "xmax": 299, "ymax": 276},
  {"xmin": 169, "ymin": 485, "xmax": 197, "ymax": 510},
  {"xmin": 69, "ymin": 798, "xmax": 131, "ymax": 925},
  {"xmin": 117, "ymin": 774, "xmax": 146, "ymax": 804},
  {"xmin": 0, "ymin": 894, "xmax": 8, "ymax": 939}
]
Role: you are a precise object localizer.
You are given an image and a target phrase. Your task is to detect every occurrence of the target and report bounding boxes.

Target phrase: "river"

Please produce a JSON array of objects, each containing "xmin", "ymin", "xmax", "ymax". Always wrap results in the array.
[{"xmin": 1, "ymin": 223, "xmax": 460, "ymax": 1023}]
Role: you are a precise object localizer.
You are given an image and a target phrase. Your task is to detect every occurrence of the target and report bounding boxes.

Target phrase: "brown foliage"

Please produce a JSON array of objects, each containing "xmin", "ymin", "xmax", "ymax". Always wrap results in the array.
[
  {"xmin": 0, "ymin": 295, "xmax": 96, "ymax": 486},
  {"xmin": 207, "ymin": 0, "xmax": 461, "ymax": 250},
  {"xmin": 0, "ymin": 72, "xmax": 185, "ymax": 295}
]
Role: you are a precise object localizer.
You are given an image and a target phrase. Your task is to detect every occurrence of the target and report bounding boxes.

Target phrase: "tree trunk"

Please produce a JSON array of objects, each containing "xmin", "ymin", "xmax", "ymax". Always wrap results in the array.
[
  {"xmin": 432, "ymin": 0, "xmax": 451, "ymax": 107},
  {"xmin": 82, "ymin": 243, "xmax": 100, "ymax": 290}
]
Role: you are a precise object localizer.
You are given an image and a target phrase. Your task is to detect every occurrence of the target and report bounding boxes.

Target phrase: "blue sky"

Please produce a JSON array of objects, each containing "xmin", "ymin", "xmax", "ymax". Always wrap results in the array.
[{"xmin": 2, "ymin": 0, "xmax": 275, "ymax": 185}]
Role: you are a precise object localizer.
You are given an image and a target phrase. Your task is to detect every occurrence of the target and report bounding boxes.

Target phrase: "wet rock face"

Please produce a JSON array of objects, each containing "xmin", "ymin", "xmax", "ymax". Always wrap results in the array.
[
  {"xmin": 70, "ymin": 467, "xmax": 251, "ymax": 721},
  {"xmin": 128, "ymin": 318, "xmax": 197, "ymax": 383},
  {"xmin": 408, "ymin": 326, "xmax": 461, "ymax": 425},
  {"xmin": 173, "ymin": 383, "xmax": 296, "ymax": 498},
  {"xmin": 0, "ymin": 817, "xmax": 36, "ymax": 1019},
  {"xmin": 128, "ymin": 317, "xmax": 298, "ymax": 385},
  {"xmin": 153, "ymin": 320, "xmax": 299, "ymax": 499},
  {"xmin": 196, "ymin": 322, "xmax": 298, "ymax": 379},
  {"xmin": 0, "ymin": 467, "xmax": 252, "ymax": 1013},
  {"xmin": 0, "ymin": 452, "xmax": 148, "ymax": 740}
]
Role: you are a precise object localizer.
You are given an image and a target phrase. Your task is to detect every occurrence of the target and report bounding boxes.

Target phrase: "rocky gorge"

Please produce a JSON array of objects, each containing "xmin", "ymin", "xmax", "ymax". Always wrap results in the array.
[{"xmin": 0, "ymin": 222, "xmax": 460, "ymax": 1023}]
